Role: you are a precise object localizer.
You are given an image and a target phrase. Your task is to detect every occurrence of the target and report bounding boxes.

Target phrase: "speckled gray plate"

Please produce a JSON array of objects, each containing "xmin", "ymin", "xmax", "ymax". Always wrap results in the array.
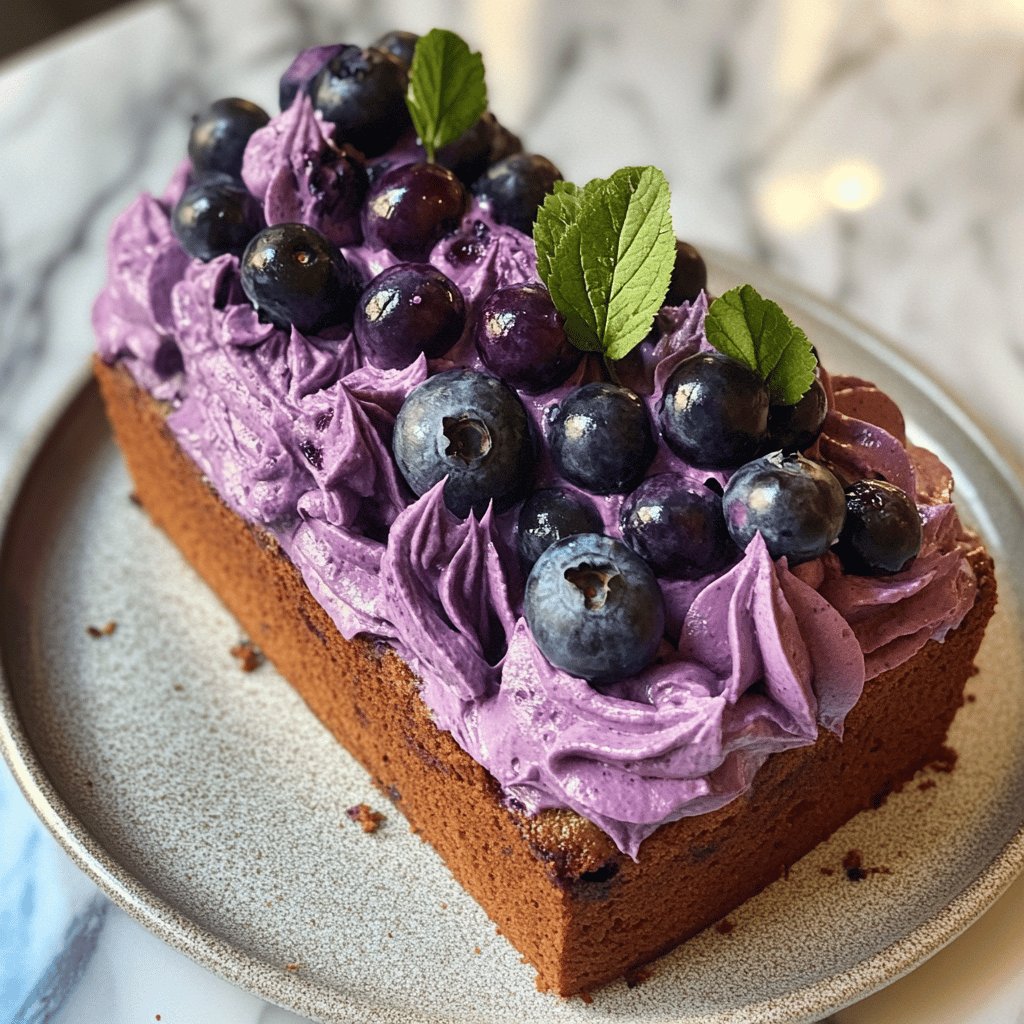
[{"xmin": 3, "ymin": 257, "xmax": 1024, "ymax": 1024}]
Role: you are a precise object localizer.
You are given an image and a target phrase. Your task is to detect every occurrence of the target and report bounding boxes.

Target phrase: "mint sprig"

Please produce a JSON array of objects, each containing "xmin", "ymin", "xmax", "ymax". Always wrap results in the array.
[
  {"xmin": 705, "ymin": 285, "xmax": 817, "ymax": 405},
  {"xmin": 533, "ymin": 166, "xmax": 675, "ymax": 361},
  {"xmin": 405, "ymin": 29, "xmax": 487, "ymax": 163}
]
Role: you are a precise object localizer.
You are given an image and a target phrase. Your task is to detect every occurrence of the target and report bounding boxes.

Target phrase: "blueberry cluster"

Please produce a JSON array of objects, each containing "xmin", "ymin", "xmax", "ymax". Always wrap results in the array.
[{"xmin": 170, "ymin": 35, "xmax": 923, "ymax": 690}]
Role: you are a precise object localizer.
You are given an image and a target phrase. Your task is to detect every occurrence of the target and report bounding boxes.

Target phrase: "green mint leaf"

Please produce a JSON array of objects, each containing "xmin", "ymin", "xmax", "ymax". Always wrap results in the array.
[
  {"xmin": 532, "ymin": 181, "xmax": 581, "ymax": 283},
  {"xmin": 705, "ymin": 284, "xmax": 817, "ymax": 405},
  {"xmin": 534, "ymin": 166, "xmax": 675, "ymax": 361},
  {"xmin": 405, "ymin": 29, "xmax": 487, "ymax": 163}
]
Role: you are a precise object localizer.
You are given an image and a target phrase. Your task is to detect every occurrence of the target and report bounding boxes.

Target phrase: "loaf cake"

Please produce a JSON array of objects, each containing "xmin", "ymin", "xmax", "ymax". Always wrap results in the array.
[{"xmin": 92, "ymin": 29, "xmax": 996, "ymax": 996}]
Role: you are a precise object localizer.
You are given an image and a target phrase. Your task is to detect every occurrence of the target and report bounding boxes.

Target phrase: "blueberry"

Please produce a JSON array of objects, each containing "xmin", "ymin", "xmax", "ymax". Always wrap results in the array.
[
  {"xmin": 835, "ymin": 480, "xmax": 922, "ymax": 575},
  {"xmin": 372, "ymin": 30, "xmax": 419, "ymax": 69},
  {"xmin": 354, "ymin": 263, "xmax": 466, "ymax": 369},
  {"xmin": 279, "ymin": 44, "xmax": 347, "ymax": 110},
  {"xmin": 312, "ymin": 45, "xmax": 411, "ymax": 156},
  {"xmin": 666, "ymin": 240, "xmax": 708, "ymax": 305},
  {"xmin": 437, "ymin": 113, "xmax": 523, "ymax": 185},
  {"xmin": 240, "ymin": 223, "xmax": 359, "ymax": 333},
  {"xmin": 547, "ymin": 383, "xmax": 656, "ymax": 495},
  {"xmin": 361, "ymin": 162, "xmax": 467, "ymax": 260},
  {"xmin": 393, "ymin": 368, "xmax": 534, "ymax": 519},
  {"xmin": 524, "ymin": 534, "xmax": 665, "ymax": 685},
  {"xmin": 472, "ymin": 153, "xmax": 562, "ymax": 234},
  {"xmin": 659, "ymin": 352, "xmax": 769, "ymax": 469},
  {"xmin": 188, "ymin": 98, "xmax": 270, "ymax": 180},
  {"xmin": 767, "ymin": 376, "xmax": 828, "ymax": 452},
  {"xmin": 722, "ymin": 451, "xmax": 846, "ymax": 564},
  {"xmin": 171, "ymin": 175, "xmax": 262, "ymax": 262},
  {"xmin": 517, "ymin": 488, "xmax": 603, "ymax": 568},
  {"xmin": 475, "ymin": 284, "xmax": 581, "ymax": 393},
  {"xmin": 620, "ymin": 474, "xmax": 735, "ymax": 579}
]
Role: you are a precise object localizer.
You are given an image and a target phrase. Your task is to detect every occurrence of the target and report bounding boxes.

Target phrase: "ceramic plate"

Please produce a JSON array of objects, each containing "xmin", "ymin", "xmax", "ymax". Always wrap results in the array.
[{"xmin": 3, "ymin": 256, "xmax": 1024, "ymax": 1024}]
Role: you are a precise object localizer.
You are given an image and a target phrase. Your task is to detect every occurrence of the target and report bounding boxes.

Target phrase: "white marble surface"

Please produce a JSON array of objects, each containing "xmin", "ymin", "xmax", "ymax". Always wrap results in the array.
[{"xmin": 1, "ymin": 1, "xmax": 1023, "ymax": 1021}]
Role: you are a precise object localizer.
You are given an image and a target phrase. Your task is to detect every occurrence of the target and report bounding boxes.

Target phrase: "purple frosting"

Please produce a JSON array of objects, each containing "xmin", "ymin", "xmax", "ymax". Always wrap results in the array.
[{"xmin": 94, "ymin": 101, "xmax": 979, "ymax": 858}]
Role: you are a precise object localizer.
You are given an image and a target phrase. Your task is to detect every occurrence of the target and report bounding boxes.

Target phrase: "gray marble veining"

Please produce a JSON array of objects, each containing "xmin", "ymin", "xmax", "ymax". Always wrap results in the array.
[{"xmin": 1, "ymin": 1, "xmax": 1023, "ymax": 1022}]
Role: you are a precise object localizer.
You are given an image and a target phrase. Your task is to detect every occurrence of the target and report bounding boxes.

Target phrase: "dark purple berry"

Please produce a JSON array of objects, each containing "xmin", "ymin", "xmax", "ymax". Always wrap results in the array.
[
  {"xmin": 312, "ymin": 45, "xmax": 411, "ymax": 156},
  {"xmin": 722, "ymin": 451, "xmax": 846, "ymax": 564},
  {"xmin": 361, "ymin": 162, "xmax": 467, "ymax": 259},
  {"xmin": 438, "ymin": 113, "xmax": 523, "ymax": 185},
  {"xmin": 768, "ymin": 377, "xmax": 828, "ymax": 452},
  {"xmin": 472, "ymin": 153, "xmax": 562, "ymax": 234},
  {"xmin": 666, "ymin": 240, "xmax": 708, "ymax": 305},
  {"xmin": 393, "ymin": 368, "xmax": 535, "ymax": 519},
  {"xmin": 372, "ymin": 30, "xmax": 419, "ymax": 69},
  {"xmin": 240, "ymin": 223, "xmax": 359, "ymax": 333},
  {"xmin": 188, "ymin": 98, "xmax": 270, "ymax": 180},
  {"xmin": 475, "ymin": 284, "xmax": 581, "ymax": 393},
  {"xmin": 547, "ymin": 383, "xmax": 656, "ymax": 496},
  {"xmin": 298, "ymin": 142, "xmax": 368, "ymax": 247},
  {"xmin": 524, "ymin": 534, "xmax": 665, "ymax": 685},
  {"xmin": 620, "ymin": 474, "xmax": 735, "ymax": 579},
  {"xmin": 354, "ymin": 264, "xmax": 466, "ymax": 369},
  {"xmin": 172, "ymin": 175, "xmax": 262, "ymax": 261},
  {"xmin": 517, "ymin": 488, "xmax": 603, "ymax": 568},
  {"xmin": 836, "ymin": 480, "xmax": 922, "ymax": 575},
  {"xmin": 659, "ymin": 352, "xmax": 769, "ymax": 469},
  {"xmin": 279, "ymin": 45, "xmax": 347, "ymax": 110}
]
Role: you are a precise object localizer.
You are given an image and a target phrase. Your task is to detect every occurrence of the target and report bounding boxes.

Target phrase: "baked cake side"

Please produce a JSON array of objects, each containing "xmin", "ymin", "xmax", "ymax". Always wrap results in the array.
[{"xmin": 95, "ymin": 357, "xmax": 996, "ymax": 994}]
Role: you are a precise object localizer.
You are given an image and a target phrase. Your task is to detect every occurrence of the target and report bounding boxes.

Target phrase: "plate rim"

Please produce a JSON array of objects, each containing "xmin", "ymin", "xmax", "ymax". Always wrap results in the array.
[{"xmin": 3, "ymin": 262, "xmax": 1024, "ymax": 1024}]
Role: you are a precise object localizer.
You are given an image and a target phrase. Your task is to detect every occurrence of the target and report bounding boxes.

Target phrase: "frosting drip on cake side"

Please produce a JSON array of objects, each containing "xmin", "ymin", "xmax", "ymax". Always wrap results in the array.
[{"xmin": 93, "ymin": 101, "xmax": 978, "ymax": 858}]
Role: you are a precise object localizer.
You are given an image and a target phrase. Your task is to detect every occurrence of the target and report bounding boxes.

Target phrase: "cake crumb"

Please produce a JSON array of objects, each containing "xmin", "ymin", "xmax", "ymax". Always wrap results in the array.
[
  {"xmin": 284, "ymin": 962, "xmax": 302, "ymax": 972},
  {"xmin": 841, "ymin": 849, "xmax": 893, "ymax": 882},
  {"xmin": 473, "ymin": 945, "xmax": 481, "ymax": 955},
  {"xmin": 439, "ymin": 901, "xmax": 448, "ymax": 910},
  {"xmin": 86, "ymin": 621, "xmax": 117, "ymax": 638},
  {"xmin": 346, "ymin": 803, "xmax": 385, "ymax": 833},
  {"xmin": 155, "ymin": 1016, "xmax": 161, "ymax": 1021},
  {"xmin": 172, "ymin": 682, "xmax": 185, "ymax": 693},
  {"xmin": 714, "ymin": 918, "xmax": 735, "ymax": 935},
  {"xmin": 230, "ymin": 640, "xmax": 264, "ymax": 672},
  {"xmin": 129, "ymin": 491, "xmax": 143, "ymax": 507},
  {"xmin": 626, "ymin": 966, "xmax": 654, "ymax": 988},
  {"xmin": 918, "ymin": 778, "xmax": 937, "ymax": 792},
  {"xmin": 927, "ymin": 746, "xmax": 958, "ymax": 774},
  {"xmin": 820, "ymin": 867, "xmax": 835, "ymax": 876},
  {"xmin": 966, "ymin": 693, "xmax": 977, "ymax": 703},
  {"xmin": 578, "ymin": 991, "xmax": 594, "ymax": 1005}
]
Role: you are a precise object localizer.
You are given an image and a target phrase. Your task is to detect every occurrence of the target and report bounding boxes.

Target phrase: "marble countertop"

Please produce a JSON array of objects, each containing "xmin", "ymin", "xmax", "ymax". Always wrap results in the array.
[{"xmin": 2, "ymin": 1, "xmax": 1023, "ymax": 1021}]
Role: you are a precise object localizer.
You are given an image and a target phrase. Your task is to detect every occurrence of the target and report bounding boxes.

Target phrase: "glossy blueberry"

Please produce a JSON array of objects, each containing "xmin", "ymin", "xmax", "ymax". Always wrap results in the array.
[
  {"xmin": 171, "ymin": 175, "xmax": 262, "ymax": 262},
  {"xmin": 722, "ymin": 451, "xmax": 846, "ymax": 564},
  {"xmin": 354, "ymin": 263, "xmax": 466, "ymax": 369},
  {"xmin": 475, "ymin": 284, "xmax": 581, "ymax": 393},
  {"xmin": 659, "ymin": 352, "xmax": 769, "ymax": 469},
  {"xmin": 767, "ymin": 376, "xmax": 828, "ymax": 452},
  {"xmin": 188, "ymin": 98, "xmax": 270, "ymax": 180},
  {"xmin": 393, "ymin": 368, "xmax": 534, "ymax": 519},
  {"xmin": 517, "ymin": 488, "xmax": 603, "ymax": 568},
  {"xmin": 312, "ymin": 45, "xmax": 410, "ymax": 156},
  {"xmin": 240, "ymin": 223, "xmax": 359, "ymax": 333},
  {"xmin": 620, "ymin": 474, "xmax": 735, "ymax": 579},
  {"xmin": 835, "ymin": 480, "xmax": 922, "ymax": 576},
  {"xmin": 471, "ymin": 153, "xmax": 562, "ymax": 234},
  {"xmin": 524, "ymin": 534, "xmax": 665, "ymax": 685},
  {"xmin": 299, "ymin": 141, "xmax": 368, "ymax": 247},
  {"xmin": 372, "ymin": 29, "xmax": 419, "ymax": 69},
  {"xmin": 665, "ymin": 240, "xmax": 708, "ymax": 305},
  {"xmin": 547, "ymin": 383, "xmax": 656, "ymax": 496},
  {"xmin": 361, "ymin": 162, "xmax": 467, "ymax": 260},
  {"xmin": 279, "ymin": 44, "xmax": 347, "ymax": 110},
  {"xmin": 438, "ymin": 112, "xmax": 523, "ymax": 185}
]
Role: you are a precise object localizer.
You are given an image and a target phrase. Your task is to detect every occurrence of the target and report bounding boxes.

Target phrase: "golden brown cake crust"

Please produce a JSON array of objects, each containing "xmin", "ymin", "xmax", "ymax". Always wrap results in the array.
[{"xmin": 94, "ymin": 357, "xmax": 998, "ymax": 995}]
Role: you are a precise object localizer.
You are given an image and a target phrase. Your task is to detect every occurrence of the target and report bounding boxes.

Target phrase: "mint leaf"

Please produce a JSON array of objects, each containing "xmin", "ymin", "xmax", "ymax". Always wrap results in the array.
[
  {"xmin": 705, "ymin": 285, "xmax": 817, "ymax": 405},
  {"xmin": 534, "ymin": 166, "xmax": 675, "ymax": 361},
  {"xmin": 406, "ymin": 29, "xmax": 487, "ymax": 163}
]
